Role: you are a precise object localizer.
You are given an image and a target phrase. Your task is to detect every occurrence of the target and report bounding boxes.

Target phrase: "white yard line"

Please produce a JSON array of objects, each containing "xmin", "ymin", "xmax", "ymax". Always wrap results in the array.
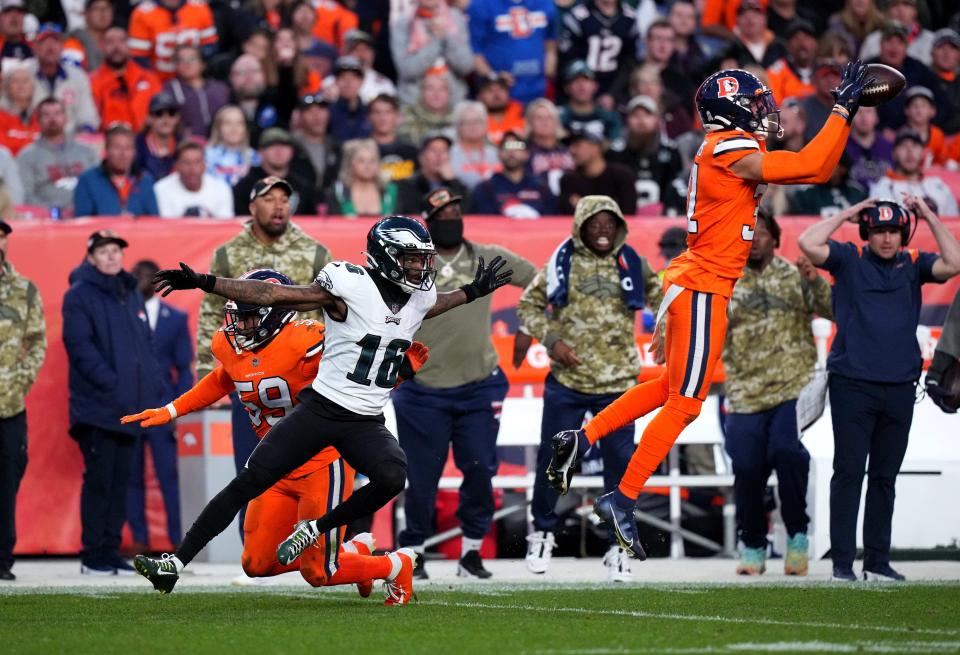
[{"xmin": 526, "ymin": 643, "xmax": 960, "ymax": 655}]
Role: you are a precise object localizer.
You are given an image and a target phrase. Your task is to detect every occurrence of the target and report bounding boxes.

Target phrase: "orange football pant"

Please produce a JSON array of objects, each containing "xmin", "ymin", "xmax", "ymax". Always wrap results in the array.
[
  {"xmin": 584, "ymin": 284, "xmax": 729, "ymax": 498},
  {"xmin": 241, "ymin": 460, "xmax": 394, "ymax": 586}
]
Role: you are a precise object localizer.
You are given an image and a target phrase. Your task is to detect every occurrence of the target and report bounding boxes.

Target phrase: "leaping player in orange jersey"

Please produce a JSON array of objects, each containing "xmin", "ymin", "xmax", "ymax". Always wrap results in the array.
[
  {"xmin": 122, "ymin": 269, "xmax": 428, "ymax": 605},
  {"xmin": 545, "ymin": 61, "xmax": 874, "ymax": 559}
]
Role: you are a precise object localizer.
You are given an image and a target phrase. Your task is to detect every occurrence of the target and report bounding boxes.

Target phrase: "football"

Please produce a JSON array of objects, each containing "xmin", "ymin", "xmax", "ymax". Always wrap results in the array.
[{"xmin": 858, "ymin": 63, "xmax": 907, "ymax": 107}]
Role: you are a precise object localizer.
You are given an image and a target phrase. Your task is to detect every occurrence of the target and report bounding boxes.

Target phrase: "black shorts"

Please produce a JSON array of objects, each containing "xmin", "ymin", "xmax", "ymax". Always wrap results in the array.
[{"xmin": 244, "ymin": 387, "xmax": 407, "ymax": 482}]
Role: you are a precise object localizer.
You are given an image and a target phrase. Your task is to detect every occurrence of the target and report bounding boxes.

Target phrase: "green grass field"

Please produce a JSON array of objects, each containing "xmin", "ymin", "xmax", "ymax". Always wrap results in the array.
[{"xmin": 2, "ymin": 584, "xmax": 959, "ymax": 655}]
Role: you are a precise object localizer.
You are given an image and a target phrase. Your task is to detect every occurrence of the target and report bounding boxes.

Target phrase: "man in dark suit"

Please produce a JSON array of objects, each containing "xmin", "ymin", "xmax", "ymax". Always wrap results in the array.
[{"xmin": 127, "ymin": 260, "xmax": 193, "ymax": 553}]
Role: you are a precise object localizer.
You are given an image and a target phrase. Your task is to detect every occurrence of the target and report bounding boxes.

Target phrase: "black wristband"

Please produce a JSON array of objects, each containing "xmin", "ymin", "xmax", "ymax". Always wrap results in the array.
[
  {"xmin": 199, "ymin": 274, "xmax": 217, "ymax": 293},
  {"xmin": 459, "ymin": 283, "xmax": 480, "ymax": 303}
]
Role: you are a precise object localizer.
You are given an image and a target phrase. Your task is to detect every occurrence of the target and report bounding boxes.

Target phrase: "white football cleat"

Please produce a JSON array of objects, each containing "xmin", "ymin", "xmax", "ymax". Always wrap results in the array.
[
  {"xmin": 603, "ymin": 545, "xmax": 632, "ymax": 583},
  {"xmin": 525, "ymin": 531, "xmax": 555, "ymax": 574}
]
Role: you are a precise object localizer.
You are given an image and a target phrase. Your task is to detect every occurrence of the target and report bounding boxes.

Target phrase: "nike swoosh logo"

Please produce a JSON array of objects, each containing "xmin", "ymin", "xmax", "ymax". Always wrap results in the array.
[{"xmin": 155, "ymin": 568, "xmax": 177, "ymax": 575}]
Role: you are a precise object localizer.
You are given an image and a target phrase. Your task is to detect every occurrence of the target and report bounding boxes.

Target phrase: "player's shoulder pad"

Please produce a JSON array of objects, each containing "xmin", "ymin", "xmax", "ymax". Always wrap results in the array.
[
  {"xmin": 570, "ymin": 4, "xmax": 589, "ymax": 21},
  {"xmin": 210, "ymin": 328, "xmax": 230, "ymax": 359},
  {"xmin": 711, "ymin": 133, "xmax": 760, "ymax": 157}
]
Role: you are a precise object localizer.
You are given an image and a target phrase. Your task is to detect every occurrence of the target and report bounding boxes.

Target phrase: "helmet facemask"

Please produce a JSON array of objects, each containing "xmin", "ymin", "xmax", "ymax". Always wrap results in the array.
[
  {"xmin": 223, "ymin": 301, "xmax": 292, "ymax": 351},
  {"xmin": 740, "ymin": 90, "xmax": 782, "ymax": 140},
  {"xmin": 366, "ymin": 246, "xmax": 438, "ymax": 294}
]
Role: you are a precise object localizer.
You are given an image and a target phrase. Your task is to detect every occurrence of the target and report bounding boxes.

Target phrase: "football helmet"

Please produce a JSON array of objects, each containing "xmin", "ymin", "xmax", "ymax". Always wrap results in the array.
[
  {"xmin": 858, "ymin": 199, "xmax": 913, "ymax": 244},
  {"xmin": 696, "ymin": 69, "xmax": 781, "ymax": 139},
  {"xmin": 223, "ymin": 268, "xmax": 296, "ymax": 351},
  {"xmin": 365, "ymin": 215, "xmax": 437, "ymax": 294}
]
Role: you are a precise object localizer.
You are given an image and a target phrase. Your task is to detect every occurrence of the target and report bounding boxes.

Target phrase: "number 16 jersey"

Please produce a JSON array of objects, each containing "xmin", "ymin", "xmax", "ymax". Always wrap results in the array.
[{"xmin": 311, "ymin": 261, "xmax": 437, "ymax": 415}]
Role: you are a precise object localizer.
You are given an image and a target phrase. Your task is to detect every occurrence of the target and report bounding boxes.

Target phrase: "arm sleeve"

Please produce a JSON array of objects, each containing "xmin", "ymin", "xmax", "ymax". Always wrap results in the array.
[
  {"xmin": 801, "ymin": 273, "xmax": 833, "ymax": 320},
  {"xmin": 127, "ymin": 10, "xmax": 153, "ymax": 61},
  {"xmin": 171, "ymin": 366, "xmax": 233, "ymax": 417},
  {"xmin": 62, "ymin": 290, "xmax": 118, "ymax": 391},
  {"xmin": 516, "ymin": 267, "xmax": 559, "ymax": 349},
  {"xmin": 18, "ymin": 283, "xmax": 46, "ymax": 391},
  {"xmin": 760, "ymin": 112, "xmax": 851, "ymax": 184}
]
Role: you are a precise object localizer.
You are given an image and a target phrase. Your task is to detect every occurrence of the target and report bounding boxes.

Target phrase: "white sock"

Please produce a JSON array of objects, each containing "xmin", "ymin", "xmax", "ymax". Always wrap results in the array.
[
  {"xmin": 461, "ymin": 537, "xmax": 483, "ymax": 557},
  {"xmin": 171, "ymin": 555, "xmax": 185, "ymax": 573}
]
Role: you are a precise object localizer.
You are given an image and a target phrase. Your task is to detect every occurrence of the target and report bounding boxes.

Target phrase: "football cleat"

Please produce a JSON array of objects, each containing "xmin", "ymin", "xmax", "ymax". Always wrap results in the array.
[
  {"xmin": 863, "ymin": 564, "xmax": 906, "ymax": 582},
  {"xmin": 277, "ymin": 520, "xmax": 319, "ymax": 566},
  {"xmin": 383, "ymin": 548, "xmax": 416, "ymax": 606},
  {"xmin": 525, "ymin": 531, "xmax": 555, "ymax": 574},
  {"xmin": 413, "ymin": 556, "xmax": 428, "ymax": 580},
  {"xmin": 593, "ymin": 493, "xmax": 646, "ymax": 561},
  {"xmin": 603, "ymin": 546, "xmax": 632, "ymax": 583},
  {"xmin": 457, "ymin": 550, "xmax": 493, "ymax": 579},
  {"xmin": 736, "ymin": 547, "xmax": 767, "ymax": 576},
  {"xmin": 134, "ymin": 553, "xmax": 179, "ymax": 594},
  {"xmin": 784, "ymin": 533, "xmax": 809, "ymax": 576},
  {"xmin": 343, "ymin": 532, "xmax": 376, "ymax": 598},
  {"xmin": 546, "ymin": 429, "xmax": 583, "ymax": 495}
]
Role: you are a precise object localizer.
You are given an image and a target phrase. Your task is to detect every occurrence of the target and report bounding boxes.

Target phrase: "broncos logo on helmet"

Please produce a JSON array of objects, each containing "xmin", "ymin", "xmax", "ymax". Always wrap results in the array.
[
  {"xmin": 365, "ymin": 216, "xmax": 438, "ymax": 294},
  {"xmin": 223, "ymin": 269, "xmax": 296, "ymax": 352},
  {"xmin": 858, "ymin": 199, "xmax": 914, "ymax": 244},
  {"xmin": 696, "ymin": 69, "xmax": 782, "ymax": 139}
]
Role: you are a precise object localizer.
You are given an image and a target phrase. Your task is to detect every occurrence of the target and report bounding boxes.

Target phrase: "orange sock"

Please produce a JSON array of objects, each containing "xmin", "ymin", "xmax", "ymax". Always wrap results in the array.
[
  {"xmin": 325, "ymin": 552, "xmax": 393, "ymax": 586},
  {"xmin": 617, "ymin": 400, "xmax": 701, "ymax": 499},
  {"xmin": 584, "ymin": 374, "xmax": 670, "ymax": 445}
]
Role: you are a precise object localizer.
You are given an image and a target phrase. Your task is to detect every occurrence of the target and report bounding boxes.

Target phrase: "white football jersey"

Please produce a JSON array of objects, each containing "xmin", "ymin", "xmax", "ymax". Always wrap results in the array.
[{"xmin": 311, "ymin": 261, "xmax": 437, "ymax": 415}]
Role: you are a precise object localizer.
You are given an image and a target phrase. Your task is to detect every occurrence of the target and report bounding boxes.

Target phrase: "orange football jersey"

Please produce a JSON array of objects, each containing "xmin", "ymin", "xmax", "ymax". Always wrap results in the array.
[
  {"xmin": 211, "ymin": 319, "xmax": 335, "ymax": 477},
  {"xmin": 128, "ymin": 0, "xmax": 218, "ymax": 80},
  {"xmin": 665, "ymin": 130, "xmax": 766, "ymax": 298}
]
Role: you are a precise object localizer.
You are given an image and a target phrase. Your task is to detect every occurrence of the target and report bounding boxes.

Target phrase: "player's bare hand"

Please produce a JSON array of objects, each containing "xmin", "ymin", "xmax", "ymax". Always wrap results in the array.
[
  {"xmin": 795, "ymin": 254, "xmax": 819, "ymax": 282},
  {"xmin": 154, "ymin": 262, "xmax": 216, "ymax": 297},
  {"xmin": 512, "ymin": 331, "xmax": 533, "ymax": 368},
  {"xmin": 121, "ymin": 407, "xmax": 173, "ymax": 427},
  {"xmin": 649, "ymin": 322, "xmax": 666, "ymax": 365},
  {"xmin": 550, "ymin": 339, "xmax": 582, "ymax": 368}
]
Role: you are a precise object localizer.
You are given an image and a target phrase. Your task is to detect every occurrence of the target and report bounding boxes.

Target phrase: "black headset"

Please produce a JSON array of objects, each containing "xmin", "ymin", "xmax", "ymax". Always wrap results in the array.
[{"xmin": 858, "ymin": 200, "xmax": 914, "ymax": 245}]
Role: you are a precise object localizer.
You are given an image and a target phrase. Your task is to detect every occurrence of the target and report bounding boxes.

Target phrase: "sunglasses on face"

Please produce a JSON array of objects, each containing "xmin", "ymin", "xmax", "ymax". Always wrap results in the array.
[{"xmin": 152, "ymin": 109, "xmax": 179, "ymax": 118}]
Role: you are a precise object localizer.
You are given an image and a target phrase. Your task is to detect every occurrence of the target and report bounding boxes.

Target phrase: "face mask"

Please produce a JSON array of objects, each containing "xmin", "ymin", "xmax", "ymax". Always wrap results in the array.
[{"xmin": 428, "ymin": 218, "xmax": 463, "ymax": 249}]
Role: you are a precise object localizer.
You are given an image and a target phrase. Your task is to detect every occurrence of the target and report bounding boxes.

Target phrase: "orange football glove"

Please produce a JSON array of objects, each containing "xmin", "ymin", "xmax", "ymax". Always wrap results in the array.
[
  {"xmin": 120, "ymin": 406, "xmax": 174, "ymax": 428},
  {"xmin": 395, "ymin": 341, "xmax": 430, "ymax": 387}
]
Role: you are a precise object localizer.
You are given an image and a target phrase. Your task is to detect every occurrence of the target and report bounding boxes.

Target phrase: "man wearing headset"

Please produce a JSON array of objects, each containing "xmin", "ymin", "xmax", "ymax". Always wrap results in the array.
[{"xmin": 798, "ymin": 194, "xmax": 960, "ymax": 582}]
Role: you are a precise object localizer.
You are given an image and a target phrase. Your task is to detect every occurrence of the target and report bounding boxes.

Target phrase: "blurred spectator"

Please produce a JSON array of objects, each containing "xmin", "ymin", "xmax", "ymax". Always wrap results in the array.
[
  {"xmin": 155, "ymin": 140, "xmax": 234, "ymax": 218},
  {"xmin": 240, "ymin": 0, "xmax": 284, "ymax": 35},
  {"xmin": 234, "ymin": 127, "xmax": 317, "ymax": 216},
  {"xmin": 558, "ymin": 0, "xmax": 637, "ymax": 108},
  {"xmin": 228, "ymin": 55, "xmax": 287, "ymax": 146},
  {"xmin": 292, "ymin": 94, "xmax": 339, "ymax": 195},
  {"xmin": 870, "ymin": 21, "xmax": 945, "ymax": 132},
  {"xmin": 90, "ymin": 27, "xmax": 162, "ymax": 135},
  {"xmin": 0, "ymin": 0, "xmax": 32, "ymax": 61},
  {"xmin": 62, "ymin": 230, "xmax": 159, "ymax": 575},
  {"xmin": 870, "ymin": 129, "xmax": 959, "ymax": 216},
  {"xmin": 322, "ymin": 29, "xmax": 397, "ymax": 104},
  {"xmin": 828, "ymin": 0, "xmax": 884, "ymax": 55},
  {"xmin": 786, "ymin": 151, "xmax": 867, "ymax": 216},
  {"xmin": 628, "ymin": 62, "xmax": 692, "ymax": 139},
  {"xmin": 32, "ymin": 23, "xmax": 99, "ymax": 133},
  {"xmin": 74, "ymin": 124, "xmax": 159, "ymax": 216},
  {"xmin": 395, "ymin": 132, "xmax": 469, "ymax": 215},
  {"xmin": 468, "ymin": 0, "xmax": 556, "ymax": 104},
  {"xmin": 328, "ymin": 56, "xmax": 371, "ymax": 142},
  {"xmin": 391, "ymin": 1, "xmax": 472, "ymax": 107},
  {"xmin": 765, "ymin": 0, "xmax": 822, "ymax": 38},
  {"xmin": 477, "ymin": 73, "xmax": 525, "ymax": 146},
  {"xmin": 449, "ymin": 101, "xmax": 499, "ymax": 191},
  {"xmin": 606, "ymin": 95, "xmax": 685, "ymax": 215},
  {"xmin": 767, "ymin": 97, "xmax": 807, "ymax": 152},
  {"xmin": 128, "ymin": 0, "xmax": 218, "ymax": 82},
  {"xmin": 931, "ymin": 28, "xmax": 960, "ymax": 135},
  {"xmin": 0, "ymin": 65, "xmax": 38, "ymax": 155},
  {"xmin": 269, "ymin": 27, "xmax": 317, "ymax": 97},
  {"xmin": 859, "ymin": 0, "xmax": 933, "ymax": 65},
  {"xmin": 730, "ymin": 0, "xmax": 786, "ymax": 68},
  {"xmin": 67, "ymin": 0, "xmax": 114, "ymax": 71},
  {"xmin": 472, "ymin": 131, "xmax": 554, "ymax": 218},
  {"xmin": 126, "ymin": 259, "xmax": 191, "ymax": 554},
  {"xmin": 135, "ymin": 92, "xmax": 182, "ymax": 181},
  {"xmin": 902, "ymin": 86, "xmax": 946, "ymax": 164},
  {"xmin": 368, "ymin": 93, "xmax": 416, "ymax": 184},
  {"xmin": 667, "ymin": 0, "xmax": 709, "ymax": 80},
  {"xmin": 324, "ymin": 137, "xmax": 396, "ymax": 217},
  {"xmin": 526, "ymin": 98, "xmax": 573, "ymax": 197},
  {"xmin": 658, "ymin": 225, "xmax": 687, "ymax": 270},
  {"xmin": 162, "ymin": 44, "xmax": 230, "ymax": 139},
  {"xmin": 289, "ymin": 2, "xmax": 321, "ymax": 54},
  {"xmin": 766, "ymin": 19, "xmax": 817, "ymax": 104},
  {"xmin": 205, "ymin": 104, "xmax": 261, "ymax": 187},
  {"xmin": 558, "ymin": 128, "xmax": 636, "ymax": 215},
  {"xmin": 559, "ymin": 62, "xmax": 622, "ymax": 143},
  {"xmin": 845, "ymin": 105, "xmax": 892, "ymax": 191},
  {"xmin": 642, "ymin": 19, "xmax": 696, "ymax": 115},
  {"xmin": 0, "ymin": 144, "xmax": 19, "ymax": 210},
  {"xmin": 799, "ymin": 59, "xmax": 846, "ymax": 143},
  {"xmin": 17, "ymin": 98, "xmax": 96, "ymax": 213},
  {"xmin": 398, "ymin": 73, "xmax": 454, "ymax": 146},
  {"xmin": 0, "ymin": 218, "xmax": 46, "ymax": 582},
  {"xmin": 311, "ymin": 0, "xmax": 357, "ymax": 51}
]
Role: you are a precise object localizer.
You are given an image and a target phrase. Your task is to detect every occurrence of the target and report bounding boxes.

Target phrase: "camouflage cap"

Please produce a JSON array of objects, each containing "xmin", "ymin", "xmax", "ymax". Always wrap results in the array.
[
  {"xmin": 250, "ymin": 175, "xmax": 293, "ymax": 200},
  {"xmin": 574, "ymin": 195, "xmax": 624, "ymax": 223},
  {"xmin": 423, "ymin": 186, "xmax": 462, "ymax": 220}
]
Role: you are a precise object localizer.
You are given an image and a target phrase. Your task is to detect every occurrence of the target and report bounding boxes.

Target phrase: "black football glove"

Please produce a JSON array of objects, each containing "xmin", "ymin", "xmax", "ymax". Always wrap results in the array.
[
  {"xmin": 460, "ymin": 255, "xmax": 513, "ymax": 303},
  {"xmin": 153, "ymin": 262, "xmax": 217, "ymax": 297},
  {"xmin": 926, "ymin": 379, "xmax": 958, "ymax": 414},
  {"xmin": 831, "ymin": 58, "xmax": 874, "ymax": 123}
]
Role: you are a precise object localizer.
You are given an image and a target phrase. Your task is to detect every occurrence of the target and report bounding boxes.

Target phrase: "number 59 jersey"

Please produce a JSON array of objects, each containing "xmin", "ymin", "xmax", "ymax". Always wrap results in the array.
[
  {"xmin": 311, "ymin": 261, "xmax": 437, "ymax": 415},
  {"xmin": 665, "ymin": 130, "xmax": 767, "ymax": 298}
]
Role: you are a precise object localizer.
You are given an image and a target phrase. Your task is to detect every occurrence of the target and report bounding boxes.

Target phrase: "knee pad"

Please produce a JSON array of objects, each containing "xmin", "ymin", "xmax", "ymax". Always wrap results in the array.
[
  {"xmin": 664, "ymin": 395, "xmax": 703, "ymax": 425},
  {"xmin": 370, "ymin": 459, "xmax": 407, "ymax": 497}
]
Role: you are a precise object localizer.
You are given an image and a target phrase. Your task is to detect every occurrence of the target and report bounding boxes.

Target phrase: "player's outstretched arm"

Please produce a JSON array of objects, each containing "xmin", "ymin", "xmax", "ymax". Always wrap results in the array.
[
  {"xmin": 798, "ymin": 199, "xmax": 876, "ymax": 265},
  {"xmin": 903, "ymin": 193, "xmax": 960, "ymax": 281},
  {"xmin": 154, "ymin": 262, "xmax": 338, "ymax": 312},
  {"xmin": 731, "ymin": 60, "xmax": 871, "ymax": 185},
  {"xmin": 121, "ymin": 366, "xmax": 234, "ymax": 427},
  {"xmin": 425, "ymin": 255, "xmax": 513, "ymax": 319}
]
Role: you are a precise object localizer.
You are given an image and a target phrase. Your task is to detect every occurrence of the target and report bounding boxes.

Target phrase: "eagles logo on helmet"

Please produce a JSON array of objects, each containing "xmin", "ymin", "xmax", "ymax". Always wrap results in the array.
[
  {"xmin": 696, "ymin": 69, "xmax": 782, "ymax": 139},
  {"xmin": 365, "ymin": 215, "xmax": 438, "ymax": 294},
  {"xmin": 223, "ymin": 269, "xmax": 296, "ymax": 352},
  {"xmin": 857, "ymin": 199, "xmax": 914, "ymax": 244}
]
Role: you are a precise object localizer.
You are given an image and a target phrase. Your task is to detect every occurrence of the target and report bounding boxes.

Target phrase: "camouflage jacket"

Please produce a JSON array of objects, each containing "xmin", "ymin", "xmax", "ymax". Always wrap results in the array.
[
  {"xmin": 0, "ymin": 262, "xmax": 47, "ymax": 418},
  {"xmin": 196, "ymin": 221, "xmax": 331, "ymax": 377},
  {"xmin": 517, "ymin": 202, "xmax": 662, "ymax": 395},
  {"xmin": 723, "ymin": 255, "xmax": 833, "ymax": 414}
]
